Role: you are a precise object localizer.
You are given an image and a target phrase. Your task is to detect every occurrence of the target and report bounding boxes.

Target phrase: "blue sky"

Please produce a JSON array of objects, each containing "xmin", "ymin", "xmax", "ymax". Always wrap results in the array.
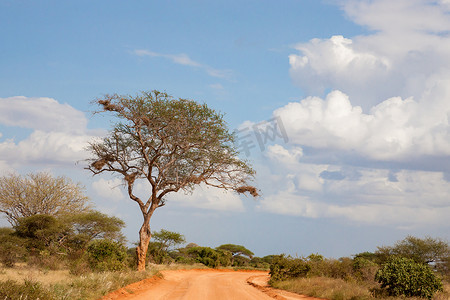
[{"xmin": 1, "ymin": 0, "xmax": 449, "ymax": 258}]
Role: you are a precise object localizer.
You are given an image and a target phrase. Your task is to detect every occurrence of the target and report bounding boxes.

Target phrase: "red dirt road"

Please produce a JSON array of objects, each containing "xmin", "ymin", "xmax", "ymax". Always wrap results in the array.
[{"xmin": 101, "ymin": 269, "xmax": 324, "ymax": 300}]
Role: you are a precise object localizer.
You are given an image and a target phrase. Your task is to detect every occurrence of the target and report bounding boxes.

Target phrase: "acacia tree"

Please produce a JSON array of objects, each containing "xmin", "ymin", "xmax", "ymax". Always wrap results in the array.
[
  {"xmin": 86, "ymin": 91, "xmax": 258, "ymax": 270},
  {"xmin": 149, "ymin": 229, "xmax": 186, "ymax": 263},
  {"xmin": 0, "ymin": 172, "xmax": 90, "ymax": 226},
  {"xmin": 216, "ymin": 244, "xmax": 254, "ymax": 265}
]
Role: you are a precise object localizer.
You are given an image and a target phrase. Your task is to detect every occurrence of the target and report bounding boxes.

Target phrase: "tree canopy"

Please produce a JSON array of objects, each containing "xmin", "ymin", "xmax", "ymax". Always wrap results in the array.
[
  {"xmin": 87, "ymin": 91, "xmax": 258, "ymax": 200},
  {"xmin": 0, "ymin": 172, "xmax": 90, "ymax": 226},
  {"xmin": 376, "ymin": 235, "xmax": 449, "ymax": 265},
  {"xmin": 64, "ymin": 210, "xmax": 126, "ymax": 243},
  {"xmin": 86, "ymin": 91, "xmax": 258, "ymax": 270},
  {"xmin": 216, "ymin": 244, "xmax": 254, "ymax": 258}
]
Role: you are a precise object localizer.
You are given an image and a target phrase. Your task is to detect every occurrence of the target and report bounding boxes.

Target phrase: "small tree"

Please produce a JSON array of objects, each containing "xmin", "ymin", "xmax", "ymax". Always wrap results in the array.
[
  {"xmin": 65, "ymin": 211, "xmax": 125, "ymax": 243},
  {"xmin": 14, "ymin": 211, "xmax": 126, "ymax": 257},
  {"xmin": 269, "ymin": 255, "xmax": 311, "ymax": 282},
  {"xmin": 86, "ymin": 91, "xmax": 258, "ymax": 270},
  {"xmin": 0, "ymin": 172, "xmax": 90, "ymax": 226},
  {"xmin": 62, "ymin": 211, "xmax": 126, "ymax": 254},
  {"xmin": 14, "ymin": 214, "xmax": 69, "ymax": 253},
  {"xmin": 376, "ymin": 235, "xmax": 450, "ymax": 276},
  {"xmin": 216, "ymin": 244, "xmax": 254, "ymax": 266},
  {"xmin": 86, "ymin": 239, "xmax": 128, "ymax": 271},
  {"xmin": 187, "ymin": 246, "xmax": 225, "ymax": 268},
  {"xmin": 375, "ymin": 257, "xmax": 443, "ymax": 299},
  {"xmin": 148, "ymin": 229, "xmax": 185, "ymax": 263}
]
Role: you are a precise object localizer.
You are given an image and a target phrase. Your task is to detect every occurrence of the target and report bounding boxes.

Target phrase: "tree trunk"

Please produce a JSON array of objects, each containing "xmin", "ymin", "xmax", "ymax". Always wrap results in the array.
[{"xmin": 136, "ymin": 220, "xmax": 152, "ymax": 271}]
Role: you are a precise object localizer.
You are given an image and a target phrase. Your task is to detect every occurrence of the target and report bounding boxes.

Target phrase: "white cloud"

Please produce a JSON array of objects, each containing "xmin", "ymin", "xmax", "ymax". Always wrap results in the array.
[
  {"xmin": 0, "ymin": 131, "xmax": 93, "ymax": 165},
  {"xmin": 0, "ymin": 160, "xmax": 14, "ymax": 174},
  {"xmin": 0, "ymin": 96, "xmax": 88, "ymax": 133},
  {"xmin": 274, "ymin": 89, "xmax": 450, "ymax": 161},
  {"xmin": 254, "ymin": 0, "xmax": 450, "ymax": 228},
  {"xmin": 134, "ymin": 49, "xmax": 232, "ymax": 79},
  {"xmin": 289, "ymin": 35, "xmax": 390, "ymax": 105},
  {"xmin": 266, "ymin": 144, "xmax": 303, "ymax": 165},
  {"xmin": 290, "ymin": 1, "xmax": 450, "ymax": 108},
  {"xmin": 92, "ymin": 178, "xmax": 125, "ymax": 202},
  {"xmin": 342, "ymin": 0, "xmax": 450, "ymax": 37},
  {"xmin": 257, "ymin": 153, "xmax": 450, "ymax": 227},
  {"xmin": 0, "ymin": 96, "xmax": 102, "ymax": 168}
]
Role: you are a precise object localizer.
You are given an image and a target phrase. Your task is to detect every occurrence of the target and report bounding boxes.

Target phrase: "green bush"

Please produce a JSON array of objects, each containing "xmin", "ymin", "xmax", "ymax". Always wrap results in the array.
[
  {"xmin": 0, "ymin": 280, "xmax": 54, "ymax": 300},
  {"xmin": 269, "ymin": 255, "xmax": 311, "ymax": 282},
  {"xmin": 375, "ymin": 257, "xmax": 443, "ymax": 299},
  {"xmin": 0, "ymin": 227, "xmax": 26, "ymax": 267},
  {"xmin": 187, "ymin": 246, "xmax": 223, "ymax": 268},
  {"xmin": 86, "ymin": 239, "xmax": 128, "ymax": 271}
]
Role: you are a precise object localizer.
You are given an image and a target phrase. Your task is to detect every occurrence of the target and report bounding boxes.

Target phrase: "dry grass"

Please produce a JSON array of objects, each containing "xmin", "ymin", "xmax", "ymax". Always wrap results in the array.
[
  {"xmin": 271, "ymin": 277, "xmax": 450, "ymax": 300},
  {"xmin": 272, "ymin": 277, "xmax": 373, "ymax": 300},
  {"xmin": 50, "ymin": 269, "xmax": 156, "ymax": 300},
  {"xmin": 0, "ymin": 264, "xmax": 158, "ymax": 300},
  {"xmin": 0, "ymin": 263, "xmax": 71, "ymax": 285}
]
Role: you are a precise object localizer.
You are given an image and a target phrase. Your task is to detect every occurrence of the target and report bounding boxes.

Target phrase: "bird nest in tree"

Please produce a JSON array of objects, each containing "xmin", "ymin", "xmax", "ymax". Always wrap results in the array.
[
  {"xmin": 124, "ymin": 172, "xmax": 139, "ymax": 185},
  {"xmin": 98, "ymin": 100, "xmax": 122, "ymax": 112},
  {"xmin": 91, "ymin": 155, "xmax": 116, "ymax": 170},
  {"xmin": 236, "ymin": 186, "xmax": 259, "ymax": 197}
]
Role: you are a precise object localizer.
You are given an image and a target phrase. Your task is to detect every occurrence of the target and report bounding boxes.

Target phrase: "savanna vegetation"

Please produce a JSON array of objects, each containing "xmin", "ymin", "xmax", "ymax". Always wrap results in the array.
[
  {"xmin": 1, "ymin": 92, "xmax": 448, "ymax": 300},
  {"xmin": 0, "ymin": 172, "xmax": 264, "ymax": 299},
  {"xmin": 1, "ymin": 181, "xmax": 448, "ymax": 300},
  {"xmin": 269, "ymin": 236, "xmax": 450, "ymax": 300}
]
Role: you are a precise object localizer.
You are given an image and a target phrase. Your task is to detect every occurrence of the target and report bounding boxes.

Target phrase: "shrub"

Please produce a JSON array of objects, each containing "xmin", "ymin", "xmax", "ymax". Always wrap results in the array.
[
  {"xmin": 86, "ymin": 239, "xmax": 128, "ymax": 271},
  {"xmin": 0, "ymin": 227, "xmax": 26, "ymax": 267},
  {"xmin": 187, "ymin": 246, "xmax": 223, "ymax": 268},
  {"xmin": 306, "ymin": 257, "xmax": 354, "ymax": 280},
  {"xmin": 352, "ymin": 256, "xmax": 379, "ymax": 282},
  {"xmin": 269, "ymin": 255, "xmax": 311, "ymax": 282},
  {"xmin": 375, "ymin": 257, "xmax": 443, "ymax": 299}
]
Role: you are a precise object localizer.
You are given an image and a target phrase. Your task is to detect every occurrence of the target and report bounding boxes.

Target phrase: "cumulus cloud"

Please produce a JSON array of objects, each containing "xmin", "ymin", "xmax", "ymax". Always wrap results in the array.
[
  {"xmin": 0, "ymin": 96, "xmax": 88, "ymax": 133},
  {"xmin": 257, "ymin": 148, "xmax": 450, "ymax": 227},
  {"xmin": 274, "ymin": 89, "xmax": 450, "ymax": 161},
  {"xmin": 290, "ymin": 1, "xmax": 450, "ymax": 108},
  {"xmin": 0, "ymin": 96, "xmax": 101, "ymax": 168},
  {"xmin": 258, "ymin": 0, "xmax": 450, "ymax": 227},
  {"xmin": 266, "ymin": 144, "xmax": 303, "ymax": 165},
  {"xmin": 289, "ymin": 35, "xmax": 390, "ymax": 106}
]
